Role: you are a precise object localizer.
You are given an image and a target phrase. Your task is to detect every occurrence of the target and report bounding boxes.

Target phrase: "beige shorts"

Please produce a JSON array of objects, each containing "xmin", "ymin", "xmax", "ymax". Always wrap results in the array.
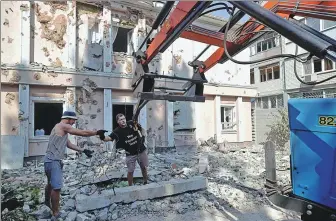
[{"xmin": 125, "ymin": 151, "xmax": 149, "ymax": 173}]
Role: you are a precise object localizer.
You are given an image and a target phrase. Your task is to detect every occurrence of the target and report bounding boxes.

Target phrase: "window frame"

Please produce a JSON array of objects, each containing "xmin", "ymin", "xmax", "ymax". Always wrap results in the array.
[
  {"xmin": 112, "ymin": 25, "xmax": 135, "ymax": 54},
  {"xmin": 220, "ymin": 104, "xmax": 236, "ymax": 132},
  {"xmin": 29, "ymin": 97, "xmax": 65, "ymax": 140},
  {"xmin": 258, "ymin": 63, "xmax": 280, "ymax": 82},
  {"xmin": 322, "ymin": 20, "xmax": 336, "ymax": 31},
  {"xmin": 312, "ymin": 57, "xmax": 335, "ymax": 74},
  {"xmin": 251, "ymin": 33, "xmax": 279, "ymax": 55}
]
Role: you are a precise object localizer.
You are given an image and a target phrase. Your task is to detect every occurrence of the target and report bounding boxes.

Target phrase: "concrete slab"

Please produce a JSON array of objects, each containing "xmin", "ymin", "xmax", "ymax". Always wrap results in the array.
[
  {"xmin": 1, "ymin": 135, "xmax": 25, "ymax": 169},
  {"xmin": 86, "ymin": 169, "xmax": 163, "ymax": 184},
  {"xmin": 75, "ymin": 176, "xmax": 208, "ymax": 212}
]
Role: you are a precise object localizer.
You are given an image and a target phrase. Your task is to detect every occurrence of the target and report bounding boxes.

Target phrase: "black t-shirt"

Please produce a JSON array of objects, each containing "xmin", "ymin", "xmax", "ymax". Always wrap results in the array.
[{"xmin": 108, "ymin": 121, "xmax": 146, "ymax": 156}]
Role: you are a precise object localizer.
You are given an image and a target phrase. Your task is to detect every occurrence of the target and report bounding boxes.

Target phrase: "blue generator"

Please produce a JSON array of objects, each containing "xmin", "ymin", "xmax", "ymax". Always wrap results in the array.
[{"xmin": 287, "ymin": 98, "xmax": 336, "ymax": 219}]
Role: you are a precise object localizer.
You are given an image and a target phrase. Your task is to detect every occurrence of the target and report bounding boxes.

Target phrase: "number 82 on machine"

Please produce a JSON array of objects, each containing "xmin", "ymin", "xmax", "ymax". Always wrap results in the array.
[{"xmin": 318, "ymin": 116, "xmax": 336, "ymax": 126}]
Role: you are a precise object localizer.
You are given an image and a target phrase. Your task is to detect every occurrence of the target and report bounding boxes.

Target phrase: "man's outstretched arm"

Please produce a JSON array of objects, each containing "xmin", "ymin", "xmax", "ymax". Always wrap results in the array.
[
  {"xmin": 67, "ymin": 139, "xmax": 84, "ymax": 152},
  {"xmin": 62, "ymin": 124, "xmax": 106, "ymax": 137}
]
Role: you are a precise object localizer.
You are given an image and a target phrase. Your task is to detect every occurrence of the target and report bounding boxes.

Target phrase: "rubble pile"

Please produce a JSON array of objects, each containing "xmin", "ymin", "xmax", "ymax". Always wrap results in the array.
[{"xmin": 1, "ymin": 138, "xmax": 299, "ymax": 221}]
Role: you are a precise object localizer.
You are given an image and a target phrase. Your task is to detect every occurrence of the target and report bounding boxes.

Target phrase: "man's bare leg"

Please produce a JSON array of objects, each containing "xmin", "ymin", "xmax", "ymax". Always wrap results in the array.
[
  {"xmin": 50, "ymin": 189, "xmax": 60, "ymax": 216},
  {"xmin": 127, "ymin": 172, "xmax": 134, "ymax": 186},
  {"xmin": 140, "ymin": 167, "xmax": 148, "ymax": 184},
  {"xmin": 44, "ymin": 184, "xmax": 52, "ymax": 208}
]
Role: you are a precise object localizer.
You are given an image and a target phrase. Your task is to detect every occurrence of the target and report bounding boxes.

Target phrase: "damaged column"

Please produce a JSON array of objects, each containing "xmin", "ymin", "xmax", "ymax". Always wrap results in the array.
[
  {"xmin": 214, "ymin": 95, "xmax": 221, "ymax": 144},
  {"xmin": 20, "ymin": 1, "xmax": 31, "ymax": 65},
  {"xmin": 101, "ymin": 6, "xmax": 112, "ymax": 72},
  {"xmin": 166, "ymin": 101, "xmax": 174, "ymax": 147},
  {"xmin": 67, "ymin": 1, "xmax": 77, "ymax": 69},
  {"xmin": 19, "ymin": 84, "xmax": 30, "ymax": 157},
  {"xmin": 65, "ymin": 87, "xmax": 77, "ymax": 154},
  {"xmin": 104, "ymin": 89, "xmax": 113, "ymax": 152}
]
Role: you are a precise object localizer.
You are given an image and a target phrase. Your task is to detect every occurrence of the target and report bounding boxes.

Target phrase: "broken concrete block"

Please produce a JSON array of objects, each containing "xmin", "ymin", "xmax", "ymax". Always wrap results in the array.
[
  {"xmin": 87, "ymin": 169, "xmax": 162, "ymax": 185},
  {"xmin": 76, "ymin": 213, "xmax": 90, "ymax": 221},
  {"xmin": 65, "ymin": 211, "xmax": 77, "ymax": 221},
  {"xmin": 199, "ymin": 153, "xmax": 209, "ymax": 174},
  {"xmin": 75, "ymin": 176, "xmax": 208, "ymax": 212}
]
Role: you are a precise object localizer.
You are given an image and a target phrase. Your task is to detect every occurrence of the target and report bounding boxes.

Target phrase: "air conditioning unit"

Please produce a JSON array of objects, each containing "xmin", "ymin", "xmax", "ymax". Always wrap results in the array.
[{"xmin": 303, "ymin": 74, "xmax": 317, "ymax": 82}]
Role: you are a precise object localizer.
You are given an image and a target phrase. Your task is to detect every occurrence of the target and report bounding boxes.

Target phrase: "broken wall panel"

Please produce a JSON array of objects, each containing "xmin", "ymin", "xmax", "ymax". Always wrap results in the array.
[
  {"xmin": 194, "ymin": 96, "xmax": 215, "ymax": 142},
  {"xmin": 1, "ymin": 84, "xmax": 20, "ymax": 135},
  {"xmin": 1, "ymin": 1, "xmax": 22, "ymax": 64},
  {"xmin": 76, "ymin": 2, "xmax": 103, "ymax": 71},
  {"xmin": 33, "ymin": 1, "xmax": 71, "ymax": 68},
  {"xmin": 147, "ymin": 100, "xmax": 168, "ymax": 148},
  {"xmin": 75, "ymin": 87, "xmax": 104, "ymax": 149}
]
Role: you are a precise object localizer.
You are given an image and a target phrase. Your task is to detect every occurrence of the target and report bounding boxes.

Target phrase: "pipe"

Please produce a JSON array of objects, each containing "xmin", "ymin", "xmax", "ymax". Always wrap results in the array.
[
  {"xmin": 230, "ymin": 1, "xmax": 334, "ymax": 59},
  {"xmin": 138, "ymin": 1, "xmax": 175, "ymax": 50},
  {"xmin": 158, "ymin": 1, "xmax": 212, "ymax": 54},
  {"xmin": 192, "ymin": 10, "xmax": 246, "ymax": 63}
]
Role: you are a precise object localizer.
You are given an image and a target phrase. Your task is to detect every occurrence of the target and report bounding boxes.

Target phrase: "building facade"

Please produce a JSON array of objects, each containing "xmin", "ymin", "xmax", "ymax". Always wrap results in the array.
[
  {"xmin": 1, "ymin": 1, "xmax": 256, "ymax": 168},
  {"xmin": 249, "ymin": 16, "xmax": 336, "ymax": 145}
]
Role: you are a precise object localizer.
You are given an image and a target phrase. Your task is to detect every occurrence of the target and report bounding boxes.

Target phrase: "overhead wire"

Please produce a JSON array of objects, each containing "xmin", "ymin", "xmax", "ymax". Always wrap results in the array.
[{"xmin": 222, "ymin": 5, "xmax": 336, "ymax": 85}]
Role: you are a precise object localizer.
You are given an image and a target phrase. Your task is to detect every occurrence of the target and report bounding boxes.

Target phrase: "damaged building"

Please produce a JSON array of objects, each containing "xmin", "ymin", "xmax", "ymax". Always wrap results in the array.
[{"xmin": 1, "ymin": 1, "xmax": 257, "ymax": 169}]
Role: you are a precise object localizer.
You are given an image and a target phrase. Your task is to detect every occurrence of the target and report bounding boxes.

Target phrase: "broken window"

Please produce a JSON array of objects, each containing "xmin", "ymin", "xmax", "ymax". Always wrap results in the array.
[
  {"xmin": 220, "ymin": 106, "xmax": 235, "ymax": 131},
  {"xmin": 34, "ymin": 102, "xmax": 63, "ymax": 136},
  {"xmin": 113, "ymin": 27, "xmax": 133, "ymax": 53}
]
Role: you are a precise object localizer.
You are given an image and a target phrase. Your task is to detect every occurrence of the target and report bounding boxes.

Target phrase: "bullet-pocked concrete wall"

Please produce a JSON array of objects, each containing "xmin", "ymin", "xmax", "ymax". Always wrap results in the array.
[
  {"xmin": 1, "ymin": 1, "xmax": 21, "ymax": 64},
  {"xmin": 195, "ymin": 96, "xmax": 215, "ymax": 141},
  {"xmin": 1, "ymin": 85, "xmax": 20, "ymax": 135},
  {"xmin": 1, "ymin": 1, "xmax": 257, "ymax": 158}
]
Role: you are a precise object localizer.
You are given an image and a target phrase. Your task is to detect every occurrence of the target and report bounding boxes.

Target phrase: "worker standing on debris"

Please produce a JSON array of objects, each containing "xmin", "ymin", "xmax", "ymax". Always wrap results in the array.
[
  {"xmin": 98, "ymin": 113, "xmax": 149, "ymax": 186},
  {"xmin": 44, "ymin": 111, "xmax": 107, "ymax": 220}
]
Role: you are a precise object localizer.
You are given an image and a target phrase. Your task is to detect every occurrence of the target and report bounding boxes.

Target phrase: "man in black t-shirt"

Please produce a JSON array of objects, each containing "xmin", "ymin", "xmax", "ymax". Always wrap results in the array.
[{"xmin": 99, "ymin": 113, "xmax": 148, "ymax": 186}]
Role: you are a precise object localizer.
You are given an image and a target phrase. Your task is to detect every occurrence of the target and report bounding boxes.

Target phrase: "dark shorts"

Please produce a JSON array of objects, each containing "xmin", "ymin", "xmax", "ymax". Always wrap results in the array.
[
  {"xmin": 126, "ymin": 150, "xmax": 149, "ymax": 173},
  {"xmin": 44, "ymin": 160, "xmax": 64, "ymax": 190}
]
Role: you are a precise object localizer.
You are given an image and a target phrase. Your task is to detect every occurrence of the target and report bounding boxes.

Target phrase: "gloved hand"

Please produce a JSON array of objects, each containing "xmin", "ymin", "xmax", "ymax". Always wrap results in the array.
[
  {"xmin": 96, "ymin": 129, "xmax": 107, "ymax": 140},
  {"xmin": 83, "ymin": 149, "xmax": 94, "ymax": 158}
]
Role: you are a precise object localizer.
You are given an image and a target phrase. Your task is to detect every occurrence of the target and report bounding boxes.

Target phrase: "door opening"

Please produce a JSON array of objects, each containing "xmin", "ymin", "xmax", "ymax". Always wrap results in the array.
[{"xmin": 112, "ymin": 104, "xmax": 134, "ymax": 129}]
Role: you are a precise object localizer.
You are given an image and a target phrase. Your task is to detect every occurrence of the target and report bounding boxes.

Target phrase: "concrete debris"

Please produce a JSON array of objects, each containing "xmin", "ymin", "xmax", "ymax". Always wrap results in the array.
[
  {"xmin": 198, "ymin": 153, "xmax": 209, "ymax": 174},
  {"xmin": 1, "ymin": 142, "xmax": 299, "ymax": 221},
  {"xmin": 75, "ymin": 176, "xmax": 208, "ymax": 212}
]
